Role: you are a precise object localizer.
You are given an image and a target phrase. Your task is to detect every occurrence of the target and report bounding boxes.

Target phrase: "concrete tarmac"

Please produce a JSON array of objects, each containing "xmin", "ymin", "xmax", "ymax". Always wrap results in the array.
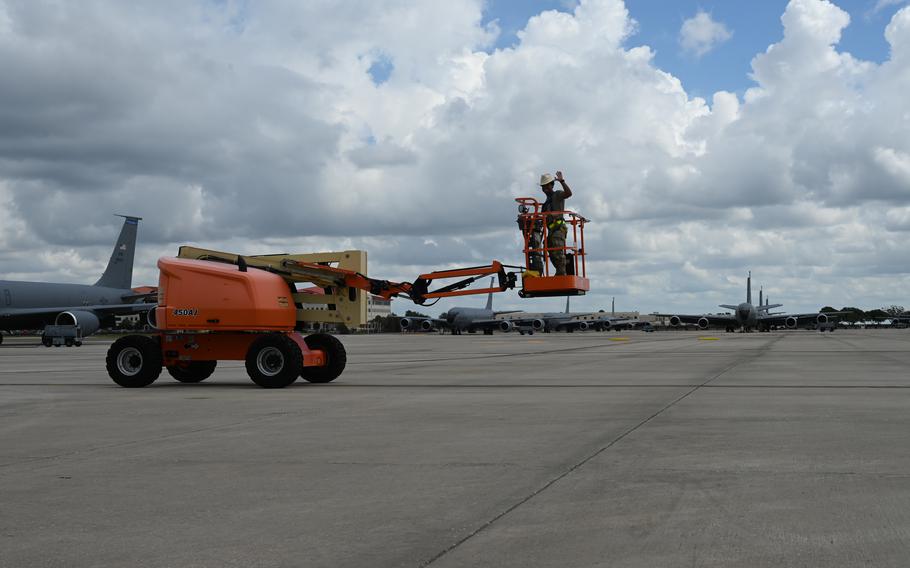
[{"xmin": 1, "ymin": 330, "xmax": 910, "ymax": 567}]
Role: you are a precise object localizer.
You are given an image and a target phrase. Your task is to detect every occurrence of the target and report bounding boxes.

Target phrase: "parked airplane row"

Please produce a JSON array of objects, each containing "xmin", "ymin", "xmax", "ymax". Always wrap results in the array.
[
  {"xmin": 399, "ymin": 289, "xmax": 642, "ymax": 335},
  {"xmin": 659, "ymin": 273, "xmax": 838, "ymax": 333}
]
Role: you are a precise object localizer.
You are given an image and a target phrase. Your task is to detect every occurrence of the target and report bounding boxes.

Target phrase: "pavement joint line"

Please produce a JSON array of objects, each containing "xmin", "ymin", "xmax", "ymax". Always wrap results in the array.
[
  {"xmin": 314, "ymin": 383, "xmax": 910, "ymax": 389},
  {"xmin": 419, "ymin": 334, "xmax": 784, "ymax": 568},
  {"xmin": 5, "ymin": 383, "xmax": 910, "ymax": 389},
  {"xmin": 346, "ymin": 338, "xmax": 756, "ymax": 372},
  {"xmin": 348, "ymin": 335, "xmax": 693, "ymax": 366}
]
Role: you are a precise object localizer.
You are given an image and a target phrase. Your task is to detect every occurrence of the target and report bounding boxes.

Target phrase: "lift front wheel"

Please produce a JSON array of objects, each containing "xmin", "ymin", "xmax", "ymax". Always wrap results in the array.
[
  {"xmin": 106, "ymin": 335, "xmax": 163, "ymax": 388},
  {"xmin": 167, "ymin": 360, "xmax": 218, "ymax": 383},
  {"xmin": 300, "ymin": 333, "xmax": 347, "ymax": 383},
  {"xmin": 245, "ymin": 334, "xmax": 302, "ymax": 388}
]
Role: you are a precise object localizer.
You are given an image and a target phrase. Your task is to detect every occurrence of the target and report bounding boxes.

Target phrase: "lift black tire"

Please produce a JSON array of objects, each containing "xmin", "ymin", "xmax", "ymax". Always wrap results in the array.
[
  {"xmin": 0, "ymin": 333, "xmax": 3, "ymax": 345},
  {"xmin": 41, "ymin": 335, "xmax": 52, "ymax": 347},
  {"xmin": 245, "ymin": 334, "xmax": 302, "ymax": 388},
  {"xmin": 106, "ymin": 335, "xmax": 163, "ymax": 388},
  {"xmin": 300, "ymin": 333, "xmax": 346, "ymax": 383},
  {"xmin": 167, "ymin": 360, "xmax": 218, "ymax": 383}
]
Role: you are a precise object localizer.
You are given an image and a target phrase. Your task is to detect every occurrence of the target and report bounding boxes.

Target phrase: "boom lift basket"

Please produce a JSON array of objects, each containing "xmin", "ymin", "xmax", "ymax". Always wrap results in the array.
[{"xmin": 515, "ymin": 197, "xmax": 590, "ymax": 298}]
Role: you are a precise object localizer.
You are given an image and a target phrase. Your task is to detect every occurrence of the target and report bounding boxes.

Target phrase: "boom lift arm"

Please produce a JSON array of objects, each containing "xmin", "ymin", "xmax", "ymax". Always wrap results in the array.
[
  {"xmin": 279, "ymin": 259, "xmax": 517, "ymax": 305},
  {"xmin": 177, "ymin": 246, "xmax": 517, "ymax": 306}
]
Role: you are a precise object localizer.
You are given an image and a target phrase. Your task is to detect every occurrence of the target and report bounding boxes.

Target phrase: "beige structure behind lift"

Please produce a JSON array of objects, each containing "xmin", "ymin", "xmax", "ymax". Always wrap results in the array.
[{"xmin": 177, "ymin": 246, "xmax": 369, "ymax": 328}]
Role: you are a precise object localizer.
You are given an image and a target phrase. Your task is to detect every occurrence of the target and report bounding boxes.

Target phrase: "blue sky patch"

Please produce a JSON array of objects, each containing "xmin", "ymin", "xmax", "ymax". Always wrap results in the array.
[{"xmin": 367, "ymin": 52, "xmax": 395, "ymax": 85}]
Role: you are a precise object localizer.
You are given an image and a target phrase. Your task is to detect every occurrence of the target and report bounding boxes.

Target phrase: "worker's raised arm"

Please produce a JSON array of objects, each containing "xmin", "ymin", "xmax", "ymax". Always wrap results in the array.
[{"xmin": 555, "ymin": 170, "xmax": 572, "ymax": 198}]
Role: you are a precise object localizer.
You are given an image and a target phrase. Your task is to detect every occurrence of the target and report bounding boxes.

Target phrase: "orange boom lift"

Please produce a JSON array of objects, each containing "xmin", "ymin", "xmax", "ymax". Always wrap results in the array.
[{"xmin": 105, "ymin": 198, "xmax": 589, "ymax": 389}]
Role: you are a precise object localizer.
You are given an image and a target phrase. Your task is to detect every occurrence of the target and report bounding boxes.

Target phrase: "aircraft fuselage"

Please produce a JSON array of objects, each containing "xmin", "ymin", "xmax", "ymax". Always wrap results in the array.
[
  {"xmin": 0, "ymin": 281, "xmax": 134, "ymax": 330},
  {"xmin": 735, "ymin": 302, "xmax": 758, "ymax": 330},
  {"xmin": 445, "ymin": 307, "xmax": 494, "ymax": 332}
]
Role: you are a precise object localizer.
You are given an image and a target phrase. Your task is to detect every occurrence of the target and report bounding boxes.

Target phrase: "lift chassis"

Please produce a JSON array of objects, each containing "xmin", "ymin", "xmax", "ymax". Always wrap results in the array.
[{"xmin": 106, "ymin": 248, "xmax": 520, "ymax": 388}]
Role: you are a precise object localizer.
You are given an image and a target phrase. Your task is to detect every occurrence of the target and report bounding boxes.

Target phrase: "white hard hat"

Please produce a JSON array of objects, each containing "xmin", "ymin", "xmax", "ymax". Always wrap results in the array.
[{"xmin": 539, "ymin": 173, "xmax": 555, "ymax": 186}]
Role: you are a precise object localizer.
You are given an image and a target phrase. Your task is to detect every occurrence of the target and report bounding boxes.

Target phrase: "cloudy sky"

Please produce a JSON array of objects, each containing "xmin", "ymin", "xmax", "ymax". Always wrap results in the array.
[{"xmin": 1, "ymin": 0, "xmax": 910, "ymax": 316}]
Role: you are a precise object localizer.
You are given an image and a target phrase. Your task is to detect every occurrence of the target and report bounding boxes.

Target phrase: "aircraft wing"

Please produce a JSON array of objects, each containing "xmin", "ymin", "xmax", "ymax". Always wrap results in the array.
[
  {"xmin": 597, "ymin": 317, "xmax": 638, "ymax": 329},
  {"xmin": 121, "ymin": 291, "xmax": 158, "ymax": 302},
  {"xmin": 465, "ymin": 316, "xmax": 546, "ymax": 332},
  {"xmin": 759, "ymin": 311, "xmax": 840, "ymax": 328},
  {"xmin": 656, "ymin": 314, "xmax": 736, "ymax": 326},
  {"xmin": 544, "ymin": 316, "xmax": 593, "ymax": 331},
  {"xmin": 656, "ymin": 314, "xmax": 736, "ymax": 328},
  {"xmin": 398, "ymin": 316, "xmax": 447, "ymax": 331},
  {"xmin": 465, "ymin": 318, "xmax": 510, "ymax": 331},
  {"xmin": 1, "ymin": 303, "xmax": 157, "ymax": 318}
]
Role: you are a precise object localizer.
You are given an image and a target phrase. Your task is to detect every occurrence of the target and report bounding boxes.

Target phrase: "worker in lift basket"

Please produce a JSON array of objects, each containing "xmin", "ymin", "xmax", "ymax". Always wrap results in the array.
[{"xmin": 539, "ymin": 170, "xmax": 573, "ymax": 276}]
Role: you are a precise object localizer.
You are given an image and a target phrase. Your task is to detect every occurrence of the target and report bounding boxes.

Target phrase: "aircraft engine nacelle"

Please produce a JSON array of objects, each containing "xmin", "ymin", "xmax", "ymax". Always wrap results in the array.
[
  {"xmin": 598, "ymin": 321, "xmax": 610, "ymax": 331},
  {"xmin": 55, "ymin": 310, "xmax": 101, "ymax": 336},
  {"xmin": 499, "ymin": 320, "xmax": 514, "ymax": 332},
  {"xmin": 399, "ymin": 318, "xmax": 415, "ymax": 330},
  {"xmin": 697, "ymin": 317, "xmax": 710, "ymax": 330},
  {"xmin": 669, "ymin": 316, "xmax": 682, "ymax": 327},
  {"xmin": 420, "ymin": 320, "xmax": 434, "ymax": 332},
  {"xmin": 785, "ymin": 316, "xmax": 799, "ymax": 329},
  {"xmin": 576, "ymin": 321, "xmax": 589, "ymax": 331},
  {"xmin": 531, "ymin": 319, "xmax": 545, "ymax": 331},
  {"xmin": 817, "ymin": 314, "xmax": 829, "ymax": 325}
]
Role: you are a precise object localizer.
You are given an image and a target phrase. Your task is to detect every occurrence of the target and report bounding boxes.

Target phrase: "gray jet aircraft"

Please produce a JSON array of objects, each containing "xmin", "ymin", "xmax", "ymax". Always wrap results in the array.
[
  {"xmin": 540, "ymin": 297, "xmax": 638, "ymax": 332},
  {"xmin": 401, "ymin": 295, "xmax": 550, "ymax": 334},
  {"xmin": 0, "ymin": 215, "xmax": 156, "ymax": 346},
  {"xmin": 660, "ymin": 272, "xmax": 838, "ymax": 332},
  {"xmin": 399, "ymin": 279, "xmax": 542, "ymax": 334}
]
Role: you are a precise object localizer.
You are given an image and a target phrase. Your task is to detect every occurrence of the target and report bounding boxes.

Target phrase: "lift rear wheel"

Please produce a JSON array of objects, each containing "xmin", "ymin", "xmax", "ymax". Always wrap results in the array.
[
  {"xmin": 106, "ymin": 335, "xmax": 163, "ymax": 388},
  {"xmin": 245, "ymin": 334, "xmax": 301, "ymax": 389},
  {"xmin": 300, "ymin": 333, "xmax": 346, "ymax": 383},
  {"xmin": 167, "ymin": 360, "xmax": 217, "ymax": 383}
]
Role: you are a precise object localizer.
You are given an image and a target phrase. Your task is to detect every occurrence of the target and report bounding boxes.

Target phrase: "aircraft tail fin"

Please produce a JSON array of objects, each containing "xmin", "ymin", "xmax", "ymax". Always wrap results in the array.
[
  {"xmin": 565, "ymin": 296, "xmax": 570, "ymax": 314},
  {"xmin": 485, "ymin": 277, "xmax": 494, "ymax": 311},
  {"xmin": 94, "ymin": 215, "xmax": 141, "ymax": 289},
  {"xmin": 746, "ymin": 271, "xmax": 752, "ymax": 305},
  {"xmin": 759, "ymin": 287, "xmax": 763, "ymax": 308}
]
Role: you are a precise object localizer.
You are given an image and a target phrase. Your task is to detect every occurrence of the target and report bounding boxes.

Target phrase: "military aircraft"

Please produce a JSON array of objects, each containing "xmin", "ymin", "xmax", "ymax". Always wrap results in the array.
[
  {"xmin": 535, "ymin": 297, "xmax": 628, "ymax": 332},
  {"xmin": 660, "ymin": 272, "xmax": 838, "ymax": 333},
  {"xmin": 573, "ymin": 297, "xmax": 641, "ymax": 332},
  {"xmin": 398, "ymin": 286, "xmax": 538, "ymax": 335},
  {"xmin": 0, "ymin": 215, "xmax": 156, "ymax": 346}
]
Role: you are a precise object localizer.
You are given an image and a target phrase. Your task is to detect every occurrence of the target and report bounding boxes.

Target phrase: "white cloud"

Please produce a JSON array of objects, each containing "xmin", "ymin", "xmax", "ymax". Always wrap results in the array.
[
  {"xmin": 873, "ymin": 0, "xmax": 909, "ymax": 14},
  {"xmin": 679, "ymin": 11, "xmax": 733, "ymax": 57},
  {"xmin": 1, "ymin": 0, "xmax": 910, "ymax": 315}
]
